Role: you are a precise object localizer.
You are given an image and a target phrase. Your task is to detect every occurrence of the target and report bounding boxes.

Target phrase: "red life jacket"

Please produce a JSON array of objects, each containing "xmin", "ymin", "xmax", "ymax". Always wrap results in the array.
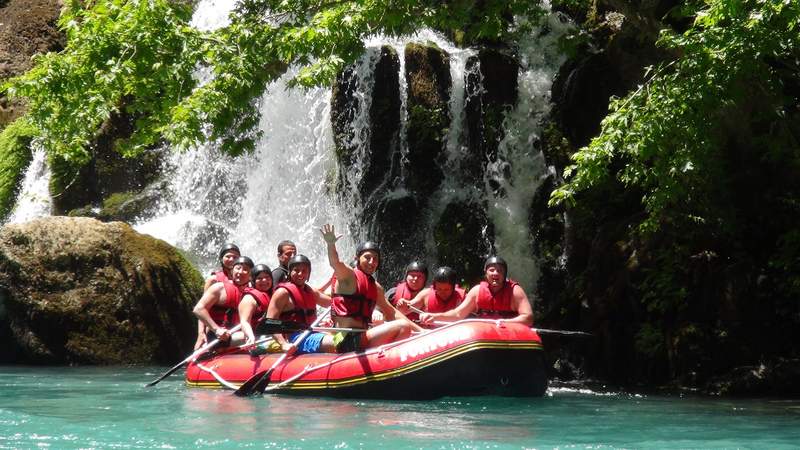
[
  {"xmin": 393, "ymin": 281, "xmax": 420, "ymax": 321},
  {"xmin": 426, "ymin": 285, "xmax": 466, "ymax": 313},
  {"xmin": 242, "ymin": 287, "xmax": 271, "ymax": 327},
  {"xmin": 210, "ymin": 282, "xmax": 245, "ymax": 327},
  {"xmin": 475, "ymin": 280, "xmax": 519, "ymax": 319},
  {"xmin": 332, "ymin": 268, "xmax": 377, "ymax": 324},
  {"xmin": 212, "ymin": 269, "xmax": 230, "ymax": 283},
  {"xmin": 275, "ymin": 282, "xmax": 317, "ymax": 326}
]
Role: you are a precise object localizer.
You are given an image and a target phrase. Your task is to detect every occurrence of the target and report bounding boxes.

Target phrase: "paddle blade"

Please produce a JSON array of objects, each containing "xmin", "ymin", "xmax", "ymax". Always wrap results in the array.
[
  {"xmin": 234, "ymin": 368, "xmax": 272, "ymax": 397},
  {"xmin": 145, "ymin": 363, "xmax": 185, "ymax": 387},
  {"xmin": 254, "ymin": 319, "xmax": 307, "ymax": 335}
]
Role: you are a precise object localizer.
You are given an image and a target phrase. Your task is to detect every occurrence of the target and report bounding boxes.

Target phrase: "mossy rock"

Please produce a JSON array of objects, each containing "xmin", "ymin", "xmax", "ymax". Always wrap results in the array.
[
  {"xmin": 432, "ymin": 200, "xmax": 494, "ymax": 284},
  {"xmin": 0, "ymin": 118, "xmax": 36, "ymax": 219},
  {"xmin": 0, "ymin": 216, "xmax": 203, "ymax": 364},
  {"xmin": 404, "ymin": 42, "xmax": 451, "ymax": 199}
]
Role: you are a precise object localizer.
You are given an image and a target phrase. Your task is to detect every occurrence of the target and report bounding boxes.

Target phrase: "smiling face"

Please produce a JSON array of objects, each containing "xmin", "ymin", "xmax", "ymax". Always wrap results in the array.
[
  {"xmin": 484, "ymin": 264, "xmax": 506, "ymax": 290},
  {"xmin": 357, "ymin": 250, "xmax": 379, "ymax": 275},
  {"xmin": 231, "ymin": 263, "xmax": 252, "ymax": 286},
  {"xmin": 405, "ymin": 271, "xmax": 426, "ymax": 292},
  {"xmin": 221, "ymin": 250, "xmax": 240, "ymax": 271},
  {"xmin": 254, "ymin": 272, "xmax": 273, "ymax": 292},
  {"xmin": 289, "ymin": 263, "xmax": 311, "ymax": 286}
]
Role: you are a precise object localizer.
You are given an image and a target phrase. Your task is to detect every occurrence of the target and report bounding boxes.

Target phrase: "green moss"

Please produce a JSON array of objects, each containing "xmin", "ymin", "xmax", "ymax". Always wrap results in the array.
[
  {"xmin": 0, "ymin": 118, "xmax": 37, "ymax": 219},
  {"xmin": 102, "ymin": 191, "xmax": 136, "ymax": 211}
]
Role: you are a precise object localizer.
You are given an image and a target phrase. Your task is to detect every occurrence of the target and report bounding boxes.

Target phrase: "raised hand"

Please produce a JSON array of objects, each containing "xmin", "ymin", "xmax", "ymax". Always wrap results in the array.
[{"xmin": 320, "ymin": 223, "xmax": 342, "ymax": 244}]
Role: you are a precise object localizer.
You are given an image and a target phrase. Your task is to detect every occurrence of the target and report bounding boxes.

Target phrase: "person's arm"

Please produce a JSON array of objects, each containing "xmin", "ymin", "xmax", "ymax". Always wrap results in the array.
[
  {"xmin": 376, "ymin": 284, "xmax": 423, "ymax": 332},
  {"xmin": 194, "ymin": 320, "xmax": 207, "ymax": 350},
  {"xmin": 192, "ymin": 283, "xmax": 230, "ymax": 339},
  {"xmin": 317, "ymin": 274, "xmax": 335, "ymax": 294},
  {"xmin": 238, "ymin": 296, "xmax": 258, "ymax": 345},
  {"xmin": 320, "ymin": 223, "xmax": 356, "ymax": 294},
  {"xmin": 203, "ymin": 275, "xmax": 215, "ymax": 292},
  {"xmin": 266, "ymin": 289, "xmax": 293, "ymax": 351},
  {"xmin": 314, "ymin": 290, "xmax": 332, "ymax": 307},
  {"xmin": 419, "ymin": 286, "xmax": 478, "ymax": 325},
  {"xmin": 395, "ymin": 288, "xmax": 429, "ymax": 313},
  {"xmin": 505, "ymin": 285, "xmax": 534, "ymax": 326}
]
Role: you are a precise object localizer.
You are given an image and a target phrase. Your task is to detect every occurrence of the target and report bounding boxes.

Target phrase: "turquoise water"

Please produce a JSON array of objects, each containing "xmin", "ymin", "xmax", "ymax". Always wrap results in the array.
[{"xmin": 1, "ymin": 366, "xmax": 799, "ymax": 449}]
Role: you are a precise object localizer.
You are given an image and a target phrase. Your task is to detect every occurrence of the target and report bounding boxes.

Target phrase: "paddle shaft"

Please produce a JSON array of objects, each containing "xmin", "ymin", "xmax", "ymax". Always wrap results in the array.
[
  {"xmin": 146, "ymin": 323, "xmax": 243, "ymax": 387},
  {"xmin": 234, "ymin": 307, "xmax": 332, "ymax": 396}
]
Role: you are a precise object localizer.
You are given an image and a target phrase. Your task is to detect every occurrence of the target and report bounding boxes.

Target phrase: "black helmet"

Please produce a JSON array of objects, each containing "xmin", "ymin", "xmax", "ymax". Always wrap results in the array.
[
  {"xmin": 433, "ymin": 266, "xmax": 458, "ymax": 286},
  {"xmin": 483, "ymin": 256, "xmax": 508, "ymax": 278},
  {"xmin": 218, "ymin": 243, "xmax": 240, "ymax": 261},
  {"xmin": 356, "ymin": 241, "xmax": 381, "ymax": 258},
  {"xmin": 355, "ymin": 241, "xmax": 381, "ymax": 270},
  {"xmin": 288, "ymin": 254, "xmax": 312, "ymax": 272},
  {"xmin": 234, "ymin": 256, "xmax": 254, "ymax": 269},
  {"xmin": 251, "ymin": 263, "xmax": 272, "ymax": 280},
  {"xmin": 405, "ymin": 260, "xmax": 428, "ymax": 278}
]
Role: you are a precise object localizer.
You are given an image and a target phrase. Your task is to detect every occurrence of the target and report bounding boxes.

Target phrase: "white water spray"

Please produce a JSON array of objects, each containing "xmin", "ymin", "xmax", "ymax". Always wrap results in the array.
[
  {"xmin": 5, "ymin": 145, "xmax": 52, "ymax": 224},
  {"xmin": 486, "ymin": 10, "xmax": 572, "ymax": 290}
]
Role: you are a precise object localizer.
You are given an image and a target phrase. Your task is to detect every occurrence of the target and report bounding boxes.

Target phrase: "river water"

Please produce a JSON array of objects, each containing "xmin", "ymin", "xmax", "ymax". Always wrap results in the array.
[{"xmin": 1, "ymin": 366, "xmax": 798, "ymax": 449}]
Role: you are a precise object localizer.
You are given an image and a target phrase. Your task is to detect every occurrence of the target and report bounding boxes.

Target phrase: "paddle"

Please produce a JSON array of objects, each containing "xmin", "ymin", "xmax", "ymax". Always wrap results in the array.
[
  {"xmin": 255, "ymin": 318, "xmax": 364, "ymax": 334},
  {"xmin": 146, "ymin": 323, "xmax": 243, "ymax": 387},
  {"xmin": 234, "ymin": 306, "xmax": 332, "ymax": 397}
]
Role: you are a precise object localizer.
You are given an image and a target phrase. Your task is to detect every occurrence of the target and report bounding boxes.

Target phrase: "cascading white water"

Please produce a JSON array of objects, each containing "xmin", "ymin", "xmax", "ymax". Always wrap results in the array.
[
  {"xmin": 5, "ymin": 145, "xmax": 52, "ymax": 224},
  {"xmin": 135, "ymin": 0, "xmax": 352, "ymax": 285},
  {"xmin": 485, "ymin": 10, "xmax": 572, "ymax": 291},
  {"xmin": 5, "ymin": 0, "xmax": 570, "ymax": 294}
]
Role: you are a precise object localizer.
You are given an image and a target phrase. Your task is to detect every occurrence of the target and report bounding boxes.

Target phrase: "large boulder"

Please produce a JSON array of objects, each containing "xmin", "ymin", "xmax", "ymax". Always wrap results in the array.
[{"xmin": 0, "ymin": 216, "xmax": 202, "ymax": 364}]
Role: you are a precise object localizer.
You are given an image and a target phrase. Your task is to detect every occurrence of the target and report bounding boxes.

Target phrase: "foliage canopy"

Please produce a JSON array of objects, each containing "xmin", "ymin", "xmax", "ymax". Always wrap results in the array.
[
  {"xmin": 2, "ymin": 0, "xmax": 546, "ymax": 164},
  {"xmin": 550, "ymin": 0, "xmax": 800, "ymax": 235}
]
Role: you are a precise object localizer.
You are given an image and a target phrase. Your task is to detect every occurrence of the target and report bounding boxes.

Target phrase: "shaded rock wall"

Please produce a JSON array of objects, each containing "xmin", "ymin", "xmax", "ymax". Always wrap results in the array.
[
  {"xmin": 0, "ymin": 216, "xmax": 202, "ymax": 364},
  {"xmin": 331, "ymin": 42, "xmax": 506, "ymax": 284}
]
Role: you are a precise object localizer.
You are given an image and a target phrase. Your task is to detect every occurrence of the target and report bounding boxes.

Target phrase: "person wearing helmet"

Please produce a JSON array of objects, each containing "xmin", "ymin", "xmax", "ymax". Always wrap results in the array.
[
  {"xmin": 379, "ymin": 260, "xmax": 428, "ymax": 324},
  {"xmin": 320, "ymin": 223, "xmax": 422, "ymax": 353},
  {"xmin": 266, "ymin": 254, "xmax": 334, "ymax": 354},
  {"xmin": 232, "ymin": 264, "xmax": 273, "ymax": 347},
  {"xmin": 203, "ymin": 243, "xmax": 241, "ymax": 291},
  {"xmin": 386, "ymin": 260, "xmax": 428, "ymax": 305},
  {"xmin": 193, "ymin": 256, "xmax": 254, "ymax": 347},
  {"xmin": 418, "ymin": 256, "xmax": 533, "ymax": 327},
  {"xmin": 195, "ymin": 243, "xmax": 242, "ymax": 349},
  {"xmin": 271, "ymin": 240, "xmax": 297, "ymax": 287},
  {"xmin": 396, "ymin": 266, "xmax": 465, "ymax": 319}
]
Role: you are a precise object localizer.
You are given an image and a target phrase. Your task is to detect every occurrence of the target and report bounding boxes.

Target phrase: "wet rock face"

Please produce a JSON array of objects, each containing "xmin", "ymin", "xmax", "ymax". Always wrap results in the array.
[
  {"xmin": 50, "ymin": 108, "xmax": 165, "ymax": 217},
  {"xmin": 404, "ymin": 42, "xmax": 451, "ymax": 199},
  {"xmin": 331, "ymin": 42, "xmax": 511, "ymax": 282},
  {"xmin": 432, "ymin": 200, "xmax": 494, "ymax": 284},
  {"xmin": 331, "ymin": 45, "xmax": 401, "ymax": 206},
  {"xmin": 464, "ymin": 48, "xmax": 518, "ymax": 181},
  {"xmin": 0, "ymin": 216, "xmax": 202, "ymax": 364},
  {"xmin": 0, "ymin": 0, "xmax": 65, "ymax": 129}
]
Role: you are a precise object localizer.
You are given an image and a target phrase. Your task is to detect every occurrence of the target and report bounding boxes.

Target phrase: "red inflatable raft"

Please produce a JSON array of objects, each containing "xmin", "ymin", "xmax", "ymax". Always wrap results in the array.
[{"xmin": 185, "ymin": 319, "xmax": 547, "ymax": 399}]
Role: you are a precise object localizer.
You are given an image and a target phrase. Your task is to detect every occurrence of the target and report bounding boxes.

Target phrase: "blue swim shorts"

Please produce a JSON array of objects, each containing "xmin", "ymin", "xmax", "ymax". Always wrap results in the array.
[{"xmin": 290, "ymin": 331, "xmax": 326, "ymax": 354}]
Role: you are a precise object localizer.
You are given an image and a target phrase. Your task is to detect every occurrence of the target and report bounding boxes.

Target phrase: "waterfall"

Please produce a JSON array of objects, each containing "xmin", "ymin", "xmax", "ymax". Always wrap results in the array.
[
  {"xmin": 3, "ymin": 0, "xmax": 571, "ymax": 294},
  {"xmin": 135, "ymin": 0, "xmax": 350, "ymax": 285},
  {"xmin": 135, "ymin": 4, "xmax": 571, "ymax": 290},
  {"xmin": 5, "ymin": 145, "xmax": 52, "ymax": 224},
  {"xmin": 486, "ymin": 11, "xmax": 572, "ymax": 291}
]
